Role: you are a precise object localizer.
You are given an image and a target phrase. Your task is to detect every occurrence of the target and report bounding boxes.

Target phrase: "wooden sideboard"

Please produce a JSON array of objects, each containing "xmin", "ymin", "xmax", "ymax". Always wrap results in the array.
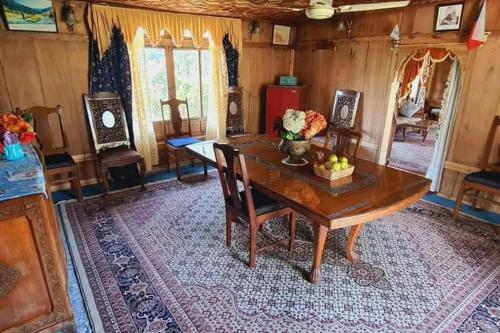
[{"xmin": 0, "ymin": 147, "xmax": 73, "ymax": 332}]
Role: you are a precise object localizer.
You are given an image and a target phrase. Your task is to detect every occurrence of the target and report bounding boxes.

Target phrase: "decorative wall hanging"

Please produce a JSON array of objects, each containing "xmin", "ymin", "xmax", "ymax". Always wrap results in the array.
[
  {"xmin": 272, "ymin": 24, "xmax": 292, "ymax": 46},
  {"xmin": 434, "ymin": 2, "xmax": 464, "ymax": 32},
  {"xmin": 2, "ymin": 0, "xmax": 57, "ymax": 32}
]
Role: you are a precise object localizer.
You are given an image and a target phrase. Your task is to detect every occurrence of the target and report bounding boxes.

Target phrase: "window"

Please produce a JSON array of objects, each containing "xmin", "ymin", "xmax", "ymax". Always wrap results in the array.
[
  {"xmin": 144, "ymin": 48, "xmax": 168, "ymax": 120},
  {"xmin": 144, "ymin": 47, "xmax": 211, "ymax": 121}
]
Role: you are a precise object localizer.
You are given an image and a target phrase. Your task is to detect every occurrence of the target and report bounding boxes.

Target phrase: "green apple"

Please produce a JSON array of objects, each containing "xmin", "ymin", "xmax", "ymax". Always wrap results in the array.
[
  {"xmin": 339, "ymin": 156, "xmax": 349, "ymax": 164},
  {"xmin": 319, "ymin": 164, "xmax": 325, "ymax": 170},
  {"xmin": 328, "ymin": 154, "xmax": 338, "ymax": 163},
  {"xmin": 333, "ymin": 162, "xmax": 342, "ymax": 171},
  {"xmin": 325, "ymin": 161, "xmax": 334, "ymax": 170},
  {"xmin": 341, "ymin": 162, "xmax": 349, "ymax": 170}
]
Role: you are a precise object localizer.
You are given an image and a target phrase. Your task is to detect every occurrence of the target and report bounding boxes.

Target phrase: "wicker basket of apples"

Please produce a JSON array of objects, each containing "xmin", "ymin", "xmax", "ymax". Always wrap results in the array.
[{"xmin": 313, "ymin": 154, "xmax": 354, "ymax": 180}]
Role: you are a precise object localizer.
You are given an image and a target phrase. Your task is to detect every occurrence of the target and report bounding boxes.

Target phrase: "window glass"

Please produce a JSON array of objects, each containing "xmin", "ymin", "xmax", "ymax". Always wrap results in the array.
[
  {"xmin": 144, "ymin": 47, "xmax": 168, "ymax": 120},
  {"xmin": 173, "ymin": 49, "xmax": 201, "ymax": 118}
]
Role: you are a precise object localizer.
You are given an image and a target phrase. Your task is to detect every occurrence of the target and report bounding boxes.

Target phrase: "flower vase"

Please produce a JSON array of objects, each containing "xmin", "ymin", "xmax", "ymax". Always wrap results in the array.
[
  {"xmin": 2, "ymin": 142, "xmax": 25, "ymax": 161},
  {"xmin": 279, "ymin": 139, "xmax": 311, "ymax": 166}
]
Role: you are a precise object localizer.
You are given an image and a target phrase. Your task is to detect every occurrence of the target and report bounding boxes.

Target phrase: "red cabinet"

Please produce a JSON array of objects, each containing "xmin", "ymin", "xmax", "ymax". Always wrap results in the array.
[{"xmin": 265, "ymin": 85, "xmax": 304, "ymax": 135}]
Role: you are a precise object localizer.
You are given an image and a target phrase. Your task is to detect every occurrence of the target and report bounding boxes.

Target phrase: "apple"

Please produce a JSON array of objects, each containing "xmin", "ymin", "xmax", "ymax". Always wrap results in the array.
[
  {"xmin": 328, "ymin": 154, "xmax": 338, "ymax": 163},
  {"xmin": 319, "ymin": 164, "xmax": 326, "ymax": 170},
  {"xmin": 333, "ymin": 162, "xmax": 342, "ymax": 171},
  {"xmin": 339, "ymin": 156, "xmax": 349, "ymax": 164},
  {"xmin": 325, "ymin": 161, "xmax": 334, "ymax": 170},
  {"xmin": 341, "ymin": 162, "xmax": 349, "ymax": 170}
]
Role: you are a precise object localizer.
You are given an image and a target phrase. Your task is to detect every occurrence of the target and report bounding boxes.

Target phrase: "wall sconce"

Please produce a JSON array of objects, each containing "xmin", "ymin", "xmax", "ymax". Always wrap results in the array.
[
  {"xmin": 390, "ymin": 24, "xmax": 401, "ymax": 54},
  {"xmin": 337, "ymin": 17, "xmax": 353, "ymax": 38},
  {"xmin": 62, "ymin": 1, "xmax": 79, "ymax": 33},
  {"xmin": 248, "ymin": 20, "xmax": 261, "ymax": 38}
]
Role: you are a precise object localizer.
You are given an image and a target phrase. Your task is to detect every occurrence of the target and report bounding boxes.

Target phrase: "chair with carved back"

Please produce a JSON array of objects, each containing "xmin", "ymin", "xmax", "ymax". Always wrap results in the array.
[
  {"xmin": 453, "ymin": 116, "xmax": 500, "ymax": 219},
  {"xmin": 161, "ymin": 98, "xmax": 207, "ymax": 180},
  {"xmin": 323, "ymin": 126, "xmax": 362, "ymax": 160},
  {"xmin": 213, "ymin": 143, "xmax": 296, "ymax": 268},
  {"xmin": 27, "ymin": 105, "xmax": 82, "ymax": 200},
  {"xmin": 83, "ymin": 92, "xmax": 145, "ymax": 195}
]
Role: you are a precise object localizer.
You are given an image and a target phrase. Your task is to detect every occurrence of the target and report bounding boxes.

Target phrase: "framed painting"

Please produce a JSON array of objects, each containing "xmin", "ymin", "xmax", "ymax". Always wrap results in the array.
[
  {"xmin": 434, "ymin": 2, "xmax": 464, "ymax": 32},
  {"xmin": 272, "ymin": 24, "xmax": 292, "ymax": 46},
  {"xmin": 2, "ymin": 0, "xmax": 57, "ymax": 33}
]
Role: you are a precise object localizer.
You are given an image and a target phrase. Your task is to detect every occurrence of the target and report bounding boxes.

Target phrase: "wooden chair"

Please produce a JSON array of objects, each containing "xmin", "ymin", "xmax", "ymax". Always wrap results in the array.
[
  {"xmin": 83, "ymin": 92, "xmax": 145, "ymax": 195},
  {"xmin": 27, "ymin": 105, "xmax": 82, "ymax": 201},
  {"xmin": 213, "ymin": 143, "xmax": 296, "ymax": 268},
  {"xmin": 454, "ymin": 116, "xmax": 500, "ymax": 219},
  {"xmin": 161, "ymin": 98, "xmax": 207, "ymax": 180},
  {"xmin": 323, "ymin": 126, "xmax": 362, "ymax": 160}
]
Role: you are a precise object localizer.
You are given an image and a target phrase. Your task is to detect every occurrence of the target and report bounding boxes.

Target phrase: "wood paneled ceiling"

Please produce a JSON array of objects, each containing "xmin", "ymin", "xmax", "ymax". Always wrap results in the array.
[{"xmin": 90, "ymin": 0, "xmax": 440, "ymax": 21}]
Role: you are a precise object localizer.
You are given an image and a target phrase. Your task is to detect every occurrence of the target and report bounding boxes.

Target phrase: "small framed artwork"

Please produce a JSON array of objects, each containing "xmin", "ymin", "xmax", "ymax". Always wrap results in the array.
[
  {"xmin": 272, "ymin": 24, "xmax": 292, "ymax": 46},
  {"xmin": 1, "ymin": 0, "xmax": 57, "ymax": 33},
  {"xmin": 434, "ymin": 2, "xmax": 464, "ymax": 32}
]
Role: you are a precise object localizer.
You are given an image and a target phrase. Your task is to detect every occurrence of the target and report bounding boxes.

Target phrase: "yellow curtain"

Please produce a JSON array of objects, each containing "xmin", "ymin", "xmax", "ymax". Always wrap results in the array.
[
  {"xmin": 130, "ymin": 28, "xmax": 159, "ymax": 171},
  {"xmin": 88, "ymin": 4, "xmax": 243, "ymax": 143}
]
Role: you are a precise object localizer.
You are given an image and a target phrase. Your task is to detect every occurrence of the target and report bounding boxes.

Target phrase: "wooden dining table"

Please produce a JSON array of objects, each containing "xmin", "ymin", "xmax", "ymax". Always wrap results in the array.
[{"xmin": 187, "ymin": 134, "xmax": 431, "ymax": 284}]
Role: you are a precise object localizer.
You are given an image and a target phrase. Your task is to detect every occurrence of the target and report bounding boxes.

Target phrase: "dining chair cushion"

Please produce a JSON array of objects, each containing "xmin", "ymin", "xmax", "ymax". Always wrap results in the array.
[
  {"xmin": 399, "ymin": 100, "xmax": 420, "ymax": 118},
  {"xmin": 44, "ymin": 153, "xmax": 75, "ymax": 169},
  {"xmin": 239, "ymin": 189, "xmax": 286, "ymax": 216},
  {"xmin": 166, "ymin": 137, "xmax": 201, "ymax": 149},
  {"xmin": 98, "ymin": 148, "xmax": 142, "ymax": 166},
  {"xmin": 465, "ymin": 171, "xmax": 500, "ymax": 189}
]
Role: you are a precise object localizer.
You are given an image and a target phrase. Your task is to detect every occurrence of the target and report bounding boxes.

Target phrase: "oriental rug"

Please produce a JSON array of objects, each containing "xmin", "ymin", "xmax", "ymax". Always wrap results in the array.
[
  {"xmin": 389, "ymin": 131, "xmax": 437, "ymax": 175},
  {"xmin": 59, "ymin": 175, "xmax": 500, "ymax": 332}
]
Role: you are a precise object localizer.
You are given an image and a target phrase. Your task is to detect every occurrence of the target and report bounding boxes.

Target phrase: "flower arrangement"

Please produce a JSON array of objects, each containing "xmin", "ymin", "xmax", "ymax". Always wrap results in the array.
[
  {"xmin": 273, "ymin": 109, "xmax": 327, "ymax": 141},
  {"xmin": 0, "ymin": 112, "xmax": 36, "ymax": 156}
]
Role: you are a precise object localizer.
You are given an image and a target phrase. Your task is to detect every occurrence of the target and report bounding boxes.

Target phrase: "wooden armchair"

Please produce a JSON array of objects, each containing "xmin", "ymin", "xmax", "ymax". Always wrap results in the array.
[
  {"xmin": 27, "ymin": 105, "xmax": 82, "ymax": 200},
  {"xmin": 83, "ymin": 92, "xmax": 145, "ymax": 195},
  {"xmin": 453, "ymin": 116, "xmax": 500, "ymax": 219},
  {"xmin": 160, "ymin": 98, "xmax": 207, "ymax": 180},
  {"xmin": 213, "ymin": 143, "xmax": 296, "ymax": 268},
  {"xmin": 323, "ymin": 126, "xmax": 362, "ymax": 160}
]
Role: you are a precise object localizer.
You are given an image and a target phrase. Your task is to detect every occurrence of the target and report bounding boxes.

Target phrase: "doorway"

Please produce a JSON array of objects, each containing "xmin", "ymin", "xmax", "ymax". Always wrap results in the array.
[{"xmin": 384, "ymin": 48, "xmax": 462, "ymax": 190}]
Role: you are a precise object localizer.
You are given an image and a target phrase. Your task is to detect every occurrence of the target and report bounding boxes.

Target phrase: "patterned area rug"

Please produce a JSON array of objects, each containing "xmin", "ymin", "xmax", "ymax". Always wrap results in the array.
[
  {"xmin": 59, "ymin": 175, "xmax": 500, "ymax": 332},
  {"xmin": 389, "ymin": 131, "xmax": 437, "ymax": 175}
]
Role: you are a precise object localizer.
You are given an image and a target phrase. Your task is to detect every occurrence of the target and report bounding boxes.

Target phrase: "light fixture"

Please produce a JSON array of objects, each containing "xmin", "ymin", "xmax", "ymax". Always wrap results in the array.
[
  {"xmin": 306, "ymin": 6, "xmax": 336, "ymax": 19},
  {"xmin": 248, "ymin": 20, "xmax": 261, "ymax": 38},
  {"xmin": 61, "ymin": 0, "xmax": 78, "ymax": 33},
  {"xmin": 390, "ymin": 24, "xmax": 401, "ymax": 54},
  {"xmin": 345, "ymin": 18, "xmax": 353, "ymax": 38}
]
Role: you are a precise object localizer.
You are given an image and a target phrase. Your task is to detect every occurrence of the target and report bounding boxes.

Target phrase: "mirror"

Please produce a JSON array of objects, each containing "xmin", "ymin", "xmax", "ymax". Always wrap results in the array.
[{"xmin": 102, "ymin": 111, "xmax": 115, "ymax": 128}]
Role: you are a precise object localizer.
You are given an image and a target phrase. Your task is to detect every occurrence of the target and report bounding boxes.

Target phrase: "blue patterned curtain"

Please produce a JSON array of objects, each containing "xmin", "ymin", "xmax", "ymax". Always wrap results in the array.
[
  {"xmin": 223, "ymin": 34, "xmax": 239, "ymax": 87},
  {"xmin": 90, "ymin": 27, "xmax": 134, "ymax": 146}
]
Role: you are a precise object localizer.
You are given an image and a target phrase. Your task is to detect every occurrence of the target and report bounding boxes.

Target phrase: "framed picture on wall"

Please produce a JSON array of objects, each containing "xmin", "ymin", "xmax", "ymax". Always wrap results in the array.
[
  {"xmin": 272, "ymin": 24, "xmax": 292, "ymax": 46},
  {"xmin": 1, "ymin": 0, "xmax": 57, "ymax": 33},
  {"xmin": 434, "ymin": 2, "xmax": 464, "ymax": 32}
]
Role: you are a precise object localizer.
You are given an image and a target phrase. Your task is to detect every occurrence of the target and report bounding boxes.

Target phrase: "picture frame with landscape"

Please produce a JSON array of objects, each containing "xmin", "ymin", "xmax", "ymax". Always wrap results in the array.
[
  {"xmin": 434, "ymin": 2, "xmax": 464, "ymax": 32},
  {"xmin": 272, "ymin": 24, "xmax": 292, "ymax": 46},
  {"xmin": 2, "ymin": 0, "xmax": 57, "ymax": 33}
]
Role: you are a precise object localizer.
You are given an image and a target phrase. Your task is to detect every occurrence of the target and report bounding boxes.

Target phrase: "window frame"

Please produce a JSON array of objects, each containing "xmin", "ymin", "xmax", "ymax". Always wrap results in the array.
[{"xmin": 145, "ymin": 39, "xmax": 209, "ymax": 122}]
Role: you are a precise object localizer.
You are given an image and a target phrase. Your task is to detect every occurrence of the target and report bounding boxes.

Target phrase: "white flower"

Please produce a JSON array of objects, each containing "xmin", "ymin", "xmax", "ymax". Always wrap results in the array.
[{"xmin": 282, "ymin": 109, "xmax": 306, "ymax": 133}]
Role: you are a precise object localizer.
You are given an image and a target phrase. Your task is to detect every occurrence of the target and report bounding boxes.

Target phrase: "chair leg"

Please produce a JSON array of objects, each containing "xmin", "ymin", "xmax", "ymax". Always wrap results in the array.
[
  {"xmin": 226, "ymin": 210, "xmax": 233, "ymax": 247},
  {"xmin": 139, "ymin": 159, "xmax": 146, "ymax": 191},
  {"xmin": 166, "ymin": 150, "xmax": 170, "ymax": 172},
  {"xmin": 471, "ymin": 190, "xmax": 480, "ymax": 210},
  {"xmin": 174, "ymin": 150, "xmax": 182, "ymax": 181},
  {"xmin": 72, "ymin": 165, "xmax": 83, "ymax": 201},
  {"xmin": 101, "ymin": 167, "xmax": 110, "ymax": 195},
  {"xmin": 248, "ymin": 224, "xmax": 257, "ymax": 268},
  {"xmin": 203, "ymin": 160, "xmax": 208, "ymax": 178},
  {"xmin": 453, "ymin": 181, "xmax": 467, "ymax": 220},
  {"xmin": 288, "ymin": 212, "xmax": 296, "ymax": 253}
]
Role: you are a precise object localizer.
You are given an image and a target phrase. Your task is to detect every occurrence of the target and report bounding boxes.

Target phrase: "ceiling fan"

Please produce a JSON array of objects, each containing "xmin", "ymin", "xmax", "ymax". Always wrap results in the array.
[{"xmin": 287, "ymin": 0, "xmax": 411, "ymax": 20}]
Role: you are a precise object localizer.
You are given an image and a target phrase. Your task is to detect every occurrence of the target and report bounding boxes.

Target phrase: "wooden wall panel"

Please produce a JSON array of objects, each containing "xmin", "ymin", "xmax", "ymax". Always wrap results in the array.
[{"xmin": 240, "ymin": 46, "xmax": 292, "ymax": 134}]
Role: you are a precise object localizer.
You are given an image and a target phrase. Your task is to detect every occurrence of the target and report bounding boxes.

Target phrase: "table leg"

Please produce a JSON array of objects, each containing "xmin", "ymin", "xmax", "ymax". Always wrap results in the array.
[
  {"xmin": 346, "ymin": 224, "xmax": 364, "ymax": 262},
  {"xmin": 421, "ymin": 129, "xmax": 429, "ymax": 145},
  {"xmin": 309, "ymin": 223, "xmax": 329, "ymax": 284}
]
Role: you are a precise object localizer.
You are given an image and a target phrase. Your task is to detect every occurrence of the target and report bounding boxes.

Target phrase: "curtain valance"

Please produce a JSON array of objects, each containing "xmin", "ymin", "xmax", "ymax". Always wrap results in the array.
[
  {"xmin": 88, "ymin": 4, "xmax": 242, "ymax": 57},
  {"xmin": 410, "ymin": 48, "xmax": 456, "ymax": 63}
]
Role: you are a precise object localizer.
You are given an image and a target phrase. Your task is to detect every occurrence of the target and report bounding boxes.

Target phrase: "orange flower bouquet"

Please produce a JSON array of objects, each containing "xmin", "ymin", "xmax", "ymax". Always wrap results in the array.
[{"xmin": 0, "ymin": 112, "xmax": 36, "ymax": 160}]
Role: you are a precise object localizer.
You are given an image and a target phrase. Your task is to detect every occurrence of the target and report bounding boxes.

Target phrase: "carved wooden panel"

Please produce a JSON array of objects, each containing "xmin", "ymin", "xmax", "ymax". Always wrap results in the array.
[
  {"xmin": 91, "ymin": 0, "xmax": 444, "ymax": 21},
  {"xmin": 226, "ymin": 87, "xmax": 244, "ymax": 135}
]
